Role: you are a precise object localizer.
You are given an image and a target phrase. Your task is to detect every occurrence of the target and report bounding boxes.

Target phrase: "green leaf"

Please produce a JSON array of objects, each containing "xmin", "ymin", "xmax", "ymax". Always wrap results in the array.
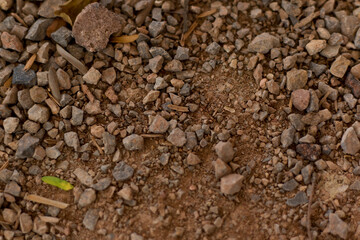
[{"xmin": 41, "ymin": 176, "xmax": 74, "ymax": 191}]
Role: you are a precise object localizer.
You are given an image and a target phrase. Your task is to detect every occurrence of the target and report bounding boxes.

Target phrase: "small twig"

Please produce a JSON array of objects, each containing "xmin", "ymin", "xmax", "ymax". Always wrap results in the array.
[
  {"xmin": 47, "ymin": 91, "xmax": 61, "ymax": 106},
  {"xmin": 319, "ymin": 90, "xmax": 331, "ymax": 106},
  {"xmin": 307, "ymin": 173, "xmax": 317, "ymax": 240},
  {"xmin": 288, "ymin": 95, "xmax": 293, "ymax": 111},
  {"xmin": 0, "ymin": 160, "xmax": 9, "ymax": 171},
  {"xmin": 11, "ymin": 12, "xmax": 27, "ymax": 27},
  {"xmin": 91, "ymin": 136, "xmax": 103, "ymax": 155},
  {"xmin": 182, "ymin": 0, "xmax": 189, "ymax": 33},
  {"xmin": 24, "ymin": 54, "xmax": 37, "ymax": 71},
  {"xmin": 141, "ymin": 134, "xmax": 164, "ymax": 138},
  {"xmin": 167, "ymin": 104, "xmax": 189, "ymax": 112}
]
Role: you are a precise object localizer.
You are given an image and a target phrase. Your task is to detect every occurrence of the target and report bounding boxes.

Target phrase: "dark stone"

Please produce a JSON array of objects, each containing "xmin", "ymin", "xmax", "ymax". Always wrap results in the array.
[
  {"xmin": 296, "ymin": 144, "xmax": 321, "ymax": 161},
  {"xmin": 283, "ymin": 179, "xmax": 299, "ymax": 192},
  {"xmin": 286, "ymin": 191, "xmax": 308, "ymax": 207},
  {"xmin": 12, "ymin": 64, "xmax": 36, "ymax": 86},
  {"xmin": 112, "ymin": 162, "xmax": 134, "ymax": 181},
  {"xmin": 15, "ymin": 134, "xmax": 40, "ymax": 159}
]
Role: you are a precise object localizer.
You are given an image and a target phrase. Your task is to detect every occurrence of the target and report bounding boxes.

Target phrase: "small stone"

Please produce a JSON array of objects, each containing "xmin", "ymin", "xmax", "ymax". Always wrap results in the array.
[
  {"xmin": 83, "ymin": 209, "xmax": 99, "ymax": 231},
  {"xmin": 149, "ymin": 115, "xmax": 169, "ymax": 133},
  {"xmin": 321, "ymin": 44, "xmax": 340, "ymax": 58},
  {"xmin": 214, "ymin": 141, "xmax": 234, "ymax": 163},
  {"xmin": 301, "ymin": 164, "xmax": 313, "ymax": 185},
  {"xmin": 92, "ymin": 178, "xmax": 111, "ymax": 191},
  {"xmin": 12, "ymin": 64, "xmax": 37, "ymax": 86},
  {"xmin": 281, "ymin": 126, "xmax": 295, "ymax": 148},
  {"xmin": 28, "ymin": 104, "xmax": 49, "ymax": 123},
  {"xmin": 301, "ymin": 109, "xmax": 332, "ymax": 125},
  {"xmin": 167, "ymin": 128, "xmax": 186, "ymax": 147},
  {"xmin": 206, "ymin": 42, "xmax": 221, "ymax": 55},
  {"xmin": 0, "ymin": 49, "xmax": 18, "ymax": 63},
  {"xmin": 78, "ymin": 188, "xmax": 96, "ymax": 208},
  {"xmin": 318, "ymin": 82, "xmax": 338, "ymax": 101},
  {"xmin": 305, "ymin": 40, "xmax": 326, "ymax": 55},
  {"xmin": 20, "ymin": 213, "xmax": 33, "ymax": 233},
  {"xmin": 310, "ymin": 62, "xmax": 327, "ymax": 77},
  {"xmin": 266, "ymin": 80, "xmax": 280, "ymax": 95},
  {"xmin": 341, "ymin": 127, "xmax": 360, "ymax": 155},
  {"xmin": 29, "ymin": 86, "xmax": 47, "ymax": 103},
  {"xmin": 71, "ymin": 106, "xmax": 83, "ymax": 126},
  {"xmin": 148, "ymin": 21, "xmax": 166, "ymax": 37},
  {"xmin": 103, "ymin": 132, "xmax": 116, "ymax": 154},
  {"xmin": 113, "ymin": 161, "xmax": 134, "ymax": 181},
  {"xmin": 102, "ymin": 67, "xmax": 116, "ymax": 85},
  {"xmin": 286, "ymin": 69, "xmax": 308, "ymax": 91},
  {"xmin": 25, "ymin": 18, "xmax": 53, "ymax": 41},
  {"xmin": 4, "ymin": 181, "xmax": 21, "ymax": 197},
  {"xmin": 85, "ymin": 100, "xmax": 102, "ymax": 114},
  {"xmin": 73, "ymin": 2, "xmax": 125, "ymax": 52},
  {"xmin": 74, "ymin": 168, "xmax": 93, "ymax": 187},
  {"xmin": 37, "ymin": 42, "xmax": 50, "ymax": 63},
  {"xmin": 105, "ymin": 86, "xmax": 118, "ymax": 103},
  {"xmin": 18, "ymin": 89, "xmax": 34, "ymax": 109},
  {"xmin": 174, "ymin": 46, "xmax": 189, "ymax": 60},
  {"xmin": 345, "ymin": 73, "xmax": 360, "ymax": 98},
  {"xmin": 286, "ymin": 191, "xmax": 308, "ymax": 207},
  {"xmin": 56, "ymin": 68, "xmax": 71, "ymax": 89},
  {"xmin": 16, "ymin": 134, "xmax": 39, "ymax": 159},
  {"xmin": 33, "ymin": 217, "xmax": 48, "ymax": 235},
  {"xmin": 296, "ymin": 144, "xmax": 321, "ymax": 161},
  {"xmin": 0, "ymin": 0, "xmax": 12, "ymax": 10},
  {"xmin": 3, "ymin": 208, "xmax": 16, "ymax": 224},
  {"xmin": 186, "ymin": 153, "xmax": 201, "ymax": 165},
  {"xmin": 148, "ymin": 55, "xmax": 163, "ymax": 73},
  {"xmin": 3, "ymin": 117, "xmax": 19, "ymax": 134},
  {"xmin": 46, "ymin": 146, "xmax": 61, "ymax": 159},
  {"xmin": 282, "ymin": 179, "xmax": 299, "ymax": 192},
  {"xmin": 137, "ymin": 41, "xmax": 151, "ymax": 59},
  {"xmin": 213, "ymin": 158, "xmax": 231, "ymax": 179},
  {"xmin": 330, "ymin": 55, "xmax": 351, "ymax": 78},
  {"xmin": 349, "ymin": 180, "xmax": 360, "ymax": 191},
  {"xmin": 123, "ymin": 134, "xmax": 144, "ymax": 151},
  {"xmin": 143, "ymin": 90, "xmax": 160, "ymax": 104},
  {"xmin": 83, "ymin": 67, "xmax": 101, "ymax": 85},
  {"xmin": 38, "ymin": 0, "xmax": 65, "ymax": 18},
  {"xmin": 164, "ymin": 59, "xmax": 183, "ymax": 72},
  {"xmin": 51, "ymin": 26, "xmax": 72, "ymax": 47},
  {"xmin": 291, "ymin": 89, "xmax": 310, "ymax": 111},
  {"xmin": 248, "ymin": 32, "xmax": 280, "ymax": 54},
  {"xmin": 220, "ymin": 174, "xmax": 244, "ymax": 195},
  {"xmin": 324, "ymin": 213, "xmax": 348, "ymax": 239},
  {"xmin": 1, "ymin": 32, "xmax": 23, "ymax": 52},
  {"xmin": 64, "ymin": 131, "xmax": 80, "ymax": 151}
]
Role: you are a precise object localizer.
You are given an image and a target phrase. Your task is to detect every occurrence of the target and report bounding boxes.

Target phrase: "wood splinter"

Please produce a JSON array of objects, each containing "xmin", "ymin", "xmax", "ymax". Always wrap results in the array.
[{"xmin": 24, "ymin": 194, "xmax": 69, "ymax": 209}]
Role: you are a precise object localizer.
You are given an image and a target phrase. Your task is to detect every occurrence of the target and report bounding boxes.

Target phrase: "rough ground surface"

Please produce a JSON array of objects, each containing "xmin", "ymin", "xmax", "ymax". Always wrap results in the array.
[{"xmin": 2, "ymin": 0, "xmax": 360, "ymax": 239}]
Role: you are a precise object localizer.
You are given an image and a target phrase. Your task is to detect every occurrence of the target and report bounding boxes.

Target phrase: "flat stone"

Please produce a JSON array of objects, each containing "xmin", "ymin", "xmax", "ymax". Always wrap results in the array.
[
  {"xmin": 25, "ymin": 18, "xmax": 53, "ymax": 41},
  {"xmin": 351, "ymin": 63, "xmax": 360, "ymax": 79},
  {"xmin": 286, "ymin": 191, "xmax": 308, "ymax": 207},
  {"xmin": 213, "ymin": 158, "xmax": 231, "ymax": 179},
  {"xmin": 341, "ymin": 127, "xmax": 360, "ymax": 155},
  {"xmin": 113, "ymin": 161, "xmax": 134, "ymax": 181},
  {"xmin": 330, "ymin": 55, "xmax": 351, "ymax": 78},
  {"xmin": 324, "ymin": 213, "xmax": 348, "ymax": 239},
  {"xmin": 137, "ymin": 41, "xmax": 151, "ymax": 59},
  {"xmin": 123, "ymin": 134, "xmax": 144, "ymax": 151},
  {"xmin": 149, "ymin": 115, "xmax": 169, "ymax": 133},
  {"xmin": 28, "ymin": 104, "xmax": 49, "ymax": 123},
  {"xmin": 1, "ymin": 32, "xmax": 23, "ymax": 52},
  {"xmin": 345, "ymin": 73, "xmax": 360, "ymax": 98},
  {"xmin": 4, "ymin": 181, "xmax": 21, "ymax": 197},
  {"xmin": 148, "ymin": 21, "xmax": 166, "ymax": 37},
  {"xmin": 20, "ymin": 213, "xmax": 33, "ymax": 233},
  {"xmin": 167, "ymin": 128, "xmax": 186, "ymax": 147},
  {"xmin": 33, "ymin": 217, "xmax": 48, "ymax": 235},
  {"xmin": 305, "ymin": 39, "xmax": 326, "ymax": 55},
  {"xmin": 73, "ymin": 3, "xmax": 125, "ymax": 52},
  {"xmin": 0, "ymin": 49, "xmax": 18, "ymax": 63},
  {"xmin": 310, "ymin": 62, "xmax": 327, "ymax": 77},
  {"xmin": 164, "ymin": 60, "xmax": 183, "ymax": 72},
  {"xmin": 148, "ymin": 55, "xmax": 163, "ymax": 73},
  {"xmin": 214, "ymin": 141, "xmax": 234, "ymax": 163},
  {"xmin": 248, "ymin": 32, "xmax": 280, "ymax": 54},
  {"xmin": 71, "ymin": 106, "xmax": 83, "ymax": 126},
  {"xmin": 291, "ymin": 89, "xmax": 310, "ymax": 111},
  {"xmin": 3, "ymin": 117, "xmax": 19, "ymax": 134},
  {"xmin": 92, "ymin": 177, "xmax": 111, "ymax": 191},
  {"xmin": 281, "ymin": 126, "xmax": 295, "ymax": 148},
  {"xmin": 102, "ymin": 67, "xmax": 116, "ymax": 85},
  {"xmin": 220, "ymin": 174, "xmax": 244, "ymax": 195},
  {"xmin": 206, "ymin": 42, "xmax": 221, "ymax": 55},
  {"xmin": 83, "ymin": 209, "xmax": 99, "ymax": 231},
  {"xmin": 38, "ymin": 0, "xmax": 66, "ymax": 18},
  {"xmin": 3, "ymin": 208, "xmax": 17, "ymax": 224},
  {"xmin": 174, "ymin": 46, "xmax": 189, "ymax": 60},
  {"xmin": 16, "ymin": 134, "xmax": 39, "ymax": 159},
  {"xmin": 102, "ymin": 132, "xmax": 116, "ymax": 154},
  {"xmin": 29, "ymin": 86, "xmax": 47, "ymax": 103},
  {"xmin": 74, "ymin": 168, "xmax": 93, "ymax": 187},
  {"xmin": 78, "ymin": 188, "xmax": 96, "ymax": 208},
  {"xmin": 64, "ymin": 131, "xmax": 80, "ymax": 151},
  {"xmin": 301, "ymin": 109, "xmax": 332, "ymax": 125},
  {"xmin": 12, "ymin": 64, "xmax": 37, "ymax": 86},
  {"xmin": 85, "ymin": 100, "xmax": 102, "ymax": 114},
  {"xmin": 186, "ymin": 153, "xmax": 201, "ymax": 165},
  {"xmin": 282, "ymin": 179, "xmax": 299, "ymax": 192},
  {"xmin": 320, "ymin": 44, "xmax": 340, "ymax": 58},
  {"xmin": 18, "ymin": 89, "xmax": 34, "ymax": 109},
  {"xmin": 46, "ymin": 146, "xmax": 61, "ymax": 159},
  {"xmin": 83, "ymin": 67, "xmax": 101, "ymax": 85},
  {"xmin": 286, "ymin": 69, "xmax": 308, "ymax": 91}
]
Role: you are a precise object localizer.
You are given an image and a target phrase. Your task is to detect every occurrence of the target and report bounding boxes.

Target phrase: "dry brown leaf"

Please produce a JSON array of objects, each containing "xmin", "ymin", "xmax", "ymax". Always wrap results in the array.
[
  {"xmin": 46, "ymin": 18, "xmax": 67, "ymax": 38},
  {"xmin": 110, "ymin": 34, "xmax": 139, "ymax": 43},
  {"xmin": 24, "ymin": 54, "xmax": 37, "ymax": 71},
  {"xmin": 54, "ymin": 0, "xmax": 98, "ymax": 25},
  {"xmin": 180, "ymin": 20, "xmax": 198, "ymax": 46},
  {"xmin": 10, "ymin": 13, "xmax": 27, "ymax": 27},
  {"xmin": 3, "ymin": 77, "xmax": 12, "ymax": 89},
  {"xmin": 0, "ymin": 160, "xmax": 9, "ymax": 171},
  {"xmin": 197, "ymin": 8, "xmax": 217, "ymax": 18},
  {"xmin": 56, "ymin": 44, "xmax": 88, "ymax": 74}
]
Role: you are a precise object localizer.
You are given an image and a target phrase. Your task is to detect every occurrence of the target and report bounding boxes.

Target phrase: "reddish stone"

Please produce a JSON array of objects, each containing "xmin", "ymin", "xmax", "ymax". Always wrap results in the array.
[
  {"xmin": 1, "ymin": 32, "xmax": 23, "ymax": 52},
  {"xmin": 291, "ymin": 89, "xmax": 310, "ymax": 111}
]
